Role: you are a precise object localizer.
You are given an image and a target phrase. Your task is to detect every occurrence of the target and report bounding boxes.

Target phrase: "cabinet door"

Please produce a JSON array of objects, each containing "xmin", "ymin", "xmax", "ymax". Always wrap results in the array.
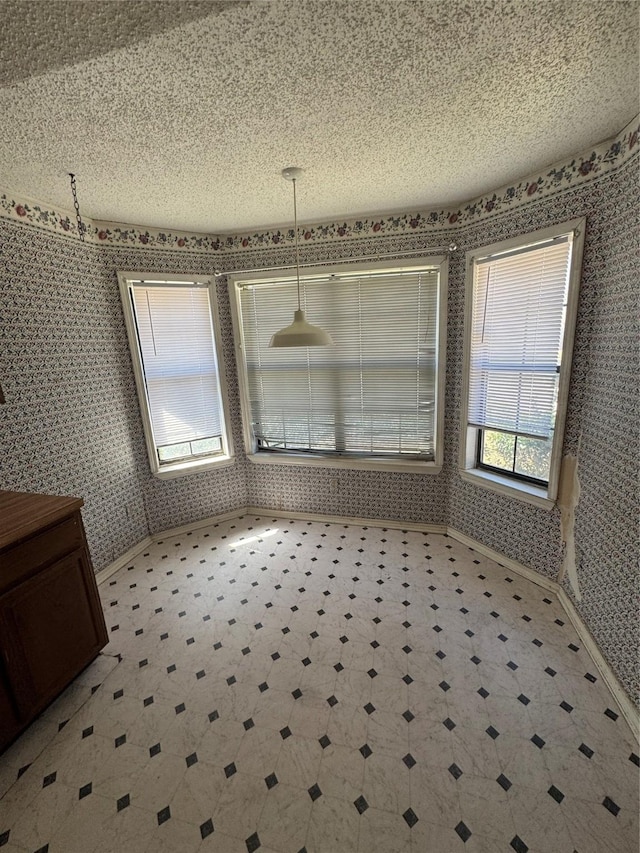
[{"xmin": 0, "ymin": 549, "xmax": 105, "ymax": 719}]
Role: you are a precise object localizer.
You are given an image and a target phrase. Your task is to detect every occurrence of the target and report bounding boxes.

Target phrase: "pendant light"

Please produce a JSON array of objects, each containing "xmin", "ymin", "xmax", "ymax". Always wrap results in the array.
[{"xmin": 269, "ymin": 167, "xmax": 334, "ymax": 348}]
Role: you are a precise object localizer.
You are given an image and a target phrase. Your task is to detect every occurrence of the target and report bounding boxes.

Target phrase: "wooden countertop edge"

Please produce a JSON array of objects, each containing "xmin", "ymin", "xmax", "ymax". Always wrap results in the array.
[{"xmin": 0, "ymin": 491, "xmax": 84, "ymax": 552}]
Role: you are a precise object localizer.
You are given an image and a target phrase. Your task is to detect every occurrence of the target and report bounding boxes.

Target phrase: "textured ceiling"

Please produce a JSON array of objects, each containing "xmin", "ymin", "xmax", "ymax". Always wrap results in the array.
[{"xmin": 1, "ymin": 0, "xmax": 638, "ymax": 234}]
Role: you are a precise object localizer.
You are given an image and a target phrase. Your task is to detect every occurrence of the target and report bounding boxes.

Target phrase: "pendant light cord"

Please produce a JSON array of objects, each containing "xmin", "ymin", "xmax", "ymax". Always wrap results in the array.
[{"xmin": 293, "ymin": 178, "xmax": 301, "ymax": 312}]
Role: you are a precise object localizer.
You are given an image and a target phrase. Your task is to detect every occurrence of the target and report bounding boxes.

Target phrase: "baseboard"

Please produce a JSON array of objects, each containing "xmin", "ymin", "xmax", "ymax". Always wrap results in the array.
[
  {"xmin": 447, "ymin": 527, "xmax": 558, "ymax": 593},
  {"xmin": 245, "ymin": 505, "xmax": 447, "ymax": 534},
  {"xmin": 557, "ymin": 588, "xmax": 639, "ymax": 739},
  {"xmin": 98, "ymin": 507, "xmax": 638, "ymax": 735},
  {"xmin": 448, "ymin": 526, "xmax": 639, "ymax": 737},
  {"xmin": 95, "ymin": 535, "xmax": 153, "ymax": 585},
  {"xmin": 149, "ymin": 506, "xmax": 249, "ymax": 542}
]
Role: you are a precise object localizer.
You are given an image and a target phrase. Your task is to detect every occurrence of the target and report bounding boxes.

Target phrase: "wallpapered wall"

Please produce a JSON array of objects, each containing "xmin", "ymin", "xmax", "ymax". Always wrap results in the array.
[{"xmin": 0, "ymin": 129, "xmax": 637, "ymax": 702}]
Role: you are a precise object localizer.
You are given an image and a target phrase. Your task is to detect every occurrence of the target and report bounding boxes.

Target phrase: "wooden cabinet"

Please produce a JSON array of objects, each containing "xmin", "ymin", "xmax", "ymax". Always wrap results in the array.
[{"xmin": 0, "ymin": 491, "xmax": 108, "ymax": 752}]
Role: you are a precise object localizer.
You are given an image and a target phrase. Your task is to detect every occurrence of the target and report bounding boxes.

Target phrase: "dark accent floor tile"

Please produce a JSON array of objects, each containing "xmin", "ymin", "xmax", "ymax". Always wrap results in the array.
[
  {"xmin": 308, "ymin": 783, "xmax": 322, "ymax": 801},
  {"xmin": 200, "ymin": 818, "xmax": 214, "ymax": 839},
  {"xmin": 186, "ymin": 752, "xmax": 198, "ymax": 768},
  {"xmin": 403, "ymin": 753, "xmax": 416, "ymax": 769},
  {"xmin": 531, "ymin": 734, "xmax": 545, "ymax": 749},
  {"xmin": 578, "ymin": 743, "xmax": 594, "ymax": 759},
  {"xmin": 280, "ymin": 726, "xmax": 292, "ymax": 739},
  {"xmin": 246, "ymin": 831, "xmax": 261, "ymax": 852},
  {"xmin": 403, "ymin": 808, "xmax": 419, "ymax": 828},
  {"xmin": 443, "ymin": 717, "xmax": 456, "ymax": 731},
  {"xmin": 265, "ymin": 773, "xmax": 278, "ymax": 790},
  {"xmin": 117, "ymin": 793, "xmax": 130, "ymax": 811},
  {"xmin": 486, "ymin": 726, "xmax": 499, "ymax": 739},
  {"xmin": 548, "ymin": 785, "xmax": 564, "ymax": 803},
  {"xmin": 360, "ymin": 744, "xmax": 372, "ymax": 759},
  {"xmin": 455, "ymin": 821, "xmax": 471, "ymax": 842},
  {"xmin": 497, "ymin": 774, "xmax": 512, "ymax": 791},
  {"xmin": 510, "ymin": 835, "xmax": 528, "ymax": 852},
  {"xmin": 43, "ymin": 772, "xmax": 57, "ymax": 788},
  {"xmin": 79, "ymin": 782, "xmax": 92, "ymax": 799},
  {"xmin": 224, "ymin": 762, "xmax": 237, "ymax": 778},
  {"xmin": 157, "ymin": 806, "xmax": 171, "ymax": 825},
  {"xmin": 603, "ymin": 797, "xmax": 620, "ymax": 816},
  {"xmin": 150, "ymin": 743, "xmax": 161, "ymax": 758},
  {"xmin": 364, "ymin": 703, "xmax": 376, "ymax": 715},
  {"xmin": 354, "ymin": 795, "xmax": 369, "ymax": 814}
]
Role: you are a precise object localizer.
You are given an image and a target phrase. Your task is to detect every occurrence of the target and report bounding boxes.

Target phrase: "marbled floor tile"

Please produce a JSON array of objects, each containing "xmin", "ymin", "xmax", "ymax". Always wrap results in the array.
[{"xmin": 0, "ymin": 517, "xmax": 637, "ymax": 853}]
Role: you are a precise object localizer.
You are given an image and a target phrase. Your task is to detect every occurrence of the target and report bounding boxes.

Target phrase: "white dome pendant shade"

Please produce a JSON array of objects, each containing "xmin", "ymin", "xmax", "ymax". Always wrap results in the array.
[
  {"xmin": 269, "ymin": 309, "xmax": 334, "ymax": 347},
  {"xmin": 269, "ymin": 167, "xmax": 334, "ymax": 348}
]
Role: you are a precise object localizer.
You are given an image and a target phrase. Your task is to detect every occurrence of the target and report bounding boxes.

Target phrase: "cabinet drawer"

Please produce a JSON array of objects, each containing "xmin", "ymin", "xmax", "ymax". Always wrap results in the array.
[{"xmin": 0, "ymin": 514, "xmax": 84, "ymax": 594}]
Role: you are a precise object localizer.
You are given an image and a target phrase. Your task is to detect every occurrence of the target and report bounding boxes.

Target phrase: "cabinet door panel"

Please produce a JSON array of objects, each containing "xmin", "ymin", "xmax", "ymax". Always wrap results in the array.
[{"xmin": 0, "ymin": 550, "xmax": 103, "ymax": 718}]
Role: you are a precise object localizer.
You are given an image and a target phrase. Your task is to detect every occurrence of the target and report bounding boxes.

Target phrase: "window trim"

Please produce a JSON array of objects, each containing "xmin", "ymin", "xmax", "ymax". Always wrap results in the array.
[
  {"xmin": 118, "ymin": 271, "xmax": 234, "ymax": 479},
  {"xmin": 228, "ymin": 256, "xmax": 448, "ymax": 474},
  {"xmin": 458, "ymin": 218, "xmax": 585, "ymax": 506}
]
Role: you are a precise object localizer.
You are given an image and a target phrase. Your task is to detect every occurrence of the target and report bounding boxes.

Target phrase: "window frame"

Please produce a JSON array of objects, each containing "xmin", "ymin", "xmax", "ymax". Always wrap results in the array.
[
  {"xmin": 228, "ymin": 256, "xmax": 448, "ymax": 474},
  {"xmin": 118, "ymin": 271, "xmax": 234, "ymax": 479},
  {"xmin": 458, "ymin": 218, "xmax": 585, "ymax": 508}
]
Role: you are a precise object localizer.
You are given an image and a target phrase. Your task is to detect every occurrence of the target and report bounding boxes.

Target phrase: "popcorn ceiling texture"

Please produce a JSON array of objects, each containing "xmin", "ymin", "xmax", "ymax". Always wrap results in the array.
[{"xmin": 1, "ymin": 0, "xmax": 637, "ymax": 233}]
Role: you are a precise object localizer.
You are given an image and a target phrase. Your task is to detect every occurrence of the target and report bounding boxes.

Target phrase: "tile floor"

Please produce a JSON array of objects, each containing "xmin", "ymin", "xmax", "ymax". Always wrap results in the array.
[{"xmin": 0, "ymin": 515, "xmax": 638, "ymax": 853}]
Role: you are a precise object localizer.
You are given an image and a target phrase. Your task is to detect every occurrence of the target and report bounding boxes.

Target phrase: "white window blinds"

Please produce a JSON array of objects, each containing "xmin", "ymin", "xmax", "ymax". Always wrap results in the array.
[
  {"xmin": 239, "ymin": 267, "xmax": 440, "ymax": 459},
  {"xmin": 130, "ymin": 283, "xmax": 225, "ymax": 462},
  {"xmin": 468, "ymin": 235, "xmax": 572, "ymax": 439}
]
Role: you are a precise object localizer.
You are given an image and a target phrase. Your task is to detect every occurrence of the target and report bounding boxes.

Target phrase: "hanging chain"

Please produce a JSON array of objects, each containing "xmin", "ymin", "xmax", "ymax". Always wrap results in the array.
[{"xmin": 69, "ymin": 173, "xmax": 85, "ymax": 242}]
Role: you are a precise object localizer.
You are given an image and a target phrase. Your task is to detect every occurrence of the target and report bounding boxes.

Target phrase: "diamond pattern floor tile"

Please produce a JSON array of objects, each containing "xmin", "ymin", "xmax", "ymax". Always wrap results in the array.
[{"xmin": 0, "ymin": 516, "xmax": 637, "ymax": 853}]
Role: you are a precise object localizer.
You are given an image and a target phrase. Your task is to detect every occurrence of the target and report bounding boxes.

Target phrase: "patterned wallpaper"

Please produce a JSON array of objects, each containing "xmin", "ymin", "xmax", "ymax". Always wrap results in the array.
[
  {"xmin": 0, "ymin": 225, "xmax": 148, "ymax": 568},
  {"xmin": 0, "ymin": 123, "xmax": 637, "ymax": 702}
]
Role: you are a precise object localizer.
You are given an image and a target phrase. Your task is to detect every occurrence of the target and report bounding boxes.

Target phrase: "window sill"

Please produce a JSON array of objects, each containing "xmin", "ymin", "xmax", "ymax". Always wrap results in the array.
[
  {"xmin": 247, "ymin": 452, "xmax": 442, "ymax": 475},
  {"xmin": 458, "ymin": 468, "xmax": 555, "ymax": 510},
  {"xmin": 153, "ymin": 455, "xmax": 235, "ymax": 480}
]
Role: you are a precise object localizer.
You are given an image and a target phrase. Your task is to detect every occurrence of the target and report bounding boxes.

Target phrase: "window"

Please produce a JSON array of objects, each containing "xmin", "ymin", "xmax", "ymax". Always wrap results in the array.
[
  {"xmin": 459, "ymin": 219, "xmax": 585, "ymax": 506},
  {"xmin": 118, "ymin": 273, "xmax": 233, "ymax": 478},
  {"xmin": 229, "ymin": 257, "xmax": 447, "ymax": 472}
]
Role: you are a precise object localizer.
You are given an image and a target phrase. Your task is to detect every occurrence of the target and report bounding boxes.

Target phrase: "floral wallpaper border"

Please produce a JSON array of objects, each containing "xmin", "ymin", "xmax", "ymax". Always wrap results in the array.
[{"xmin": 1, "ymin": 116, "xmax": 637, "ymax": 253}]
